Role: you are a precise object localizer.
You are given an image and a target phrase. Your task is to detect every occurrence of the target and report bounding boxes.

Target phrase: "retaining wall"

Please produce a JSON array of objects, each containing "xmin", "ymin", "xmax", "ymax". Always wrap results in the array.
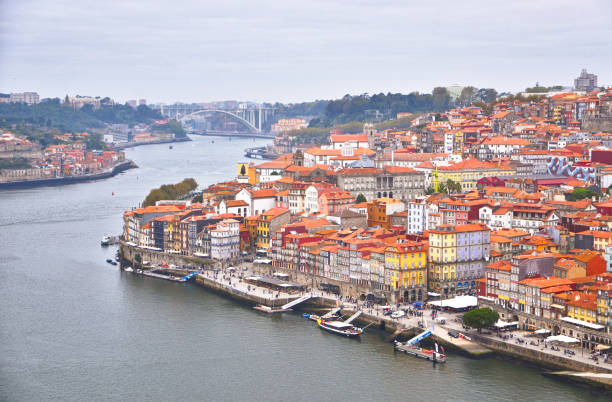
[{"xmin": 471, "ymin": 334, "xmax": 612, "ymax": 374}]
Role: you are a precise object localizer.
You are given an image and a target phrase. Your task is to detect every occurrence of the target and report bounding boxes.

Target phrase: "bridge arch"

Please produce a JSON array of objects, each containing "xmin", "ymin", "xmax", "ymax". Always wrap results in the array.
[{"xmin": 179, "ymin": 109, "xmax": 260, "ymax": 133}]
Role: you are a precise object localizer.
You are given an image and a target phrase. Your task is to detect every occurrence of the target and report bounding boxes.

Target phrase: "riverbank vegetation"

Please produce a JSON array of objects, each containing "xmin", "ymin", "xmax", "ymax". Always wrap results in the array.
[
  {"xmin": 0, "ymin": 157, "xmax": 32, "ymax": 170},
  {"xmin": 0, "ymin": 99, "xmax": 162, "ymax": 132},
  {"xmin": 0, "ymin": 99, "xmax": 185, "ymax": 146},
  {"xmin": 143, "ymin": 178, "xmax": 198, "ymax": 207}
]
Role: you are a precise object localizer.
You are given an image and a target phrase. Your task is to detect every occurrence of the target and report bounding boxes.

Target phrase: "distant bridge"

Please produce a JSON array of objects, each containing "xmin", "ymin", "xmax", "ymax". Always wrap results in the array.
[
  {"xmin": 161, "ymin": 104, "xmax": 276, "ymax": 133},
  {"xmin": 188, "ymin": 130, "xmax": 276, "ymax": 139}
]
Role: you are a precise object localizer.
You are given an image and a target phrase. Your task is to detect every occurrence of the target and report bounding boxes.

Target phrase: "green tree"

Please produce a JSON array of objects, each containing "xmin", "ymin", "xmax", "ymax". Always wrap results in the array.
[
  {"xmin": 463, "ymin": 308, "xmax": 499, "ymax": 333},
  {"xmin": 457, "ymin": 86, "xmax": 476, "ymax": 106},
  {"xmin": 432, "ymin": 87, "xmax": 451, "ymax": 111},
  {"xmin": 142, "ymin": 178, "xmax": 198, "ymax": 207},
  {"xmin": 446, "ymin": 179, "xmax": 463, "ymax": 194},
  {"xmin": 566, "ymin": 187, "xmax": 598, "ymax": 201},
  {"xmin": 356, "ymin": 193, "xmax": 367, "ymax": 203},
  {"xmin": 481, "ymin": 88, "xmax": 498, "ymax": 103}
]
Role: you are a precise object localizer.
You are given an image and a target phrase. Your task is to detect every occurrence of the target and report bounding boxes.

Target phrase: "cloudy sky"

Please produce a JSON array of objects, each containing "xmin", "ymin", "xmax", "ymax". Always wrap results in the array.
[{"xmin": 1, "ymin": 0, "xmax": 610, "ymax": 104}]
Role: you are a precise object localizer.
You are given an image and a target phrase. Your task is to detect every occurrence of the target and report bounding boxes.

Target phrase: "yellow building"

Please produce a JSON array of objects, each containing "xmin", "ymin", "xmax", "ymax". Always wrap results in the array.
[
  {"xmin": 385, "ymin": 241, "xmax": 427, "ymax": 302},
  {"xmin": 255, "ymin": 207, "xmax": 290, "ymax": 250},
  {"xmin": 566, "ymin": 292, "xmax": 598, "ymax": 324}
]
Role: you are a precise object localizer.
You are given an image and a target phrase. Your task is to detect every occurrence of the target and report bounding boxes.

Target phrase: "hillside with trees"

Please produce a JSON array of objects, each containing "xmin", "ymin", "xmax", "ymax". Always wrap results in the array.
[
  {"xmin": 0, "ymin": 99, "xmax": 181, "ymax": 148},
  {"xmin": 271, "ymin": 100, "xmax": 328, "ymax": 119},
  {"xmin": 0, "ymin": 98, "xmax": 163, "ymax": 132},
  {"xmin": 142, "ymin": 178, "xmax": 198, "ymax": 207}
]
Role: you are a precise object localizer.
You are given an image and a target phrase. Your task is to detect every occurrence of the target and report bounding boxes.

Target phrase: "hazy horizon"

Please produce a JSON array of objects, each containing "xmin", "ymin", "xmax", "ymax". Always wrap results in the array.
[{"xmin": 1, "ymin": 0, "xmax": 611, "ymax": 104}]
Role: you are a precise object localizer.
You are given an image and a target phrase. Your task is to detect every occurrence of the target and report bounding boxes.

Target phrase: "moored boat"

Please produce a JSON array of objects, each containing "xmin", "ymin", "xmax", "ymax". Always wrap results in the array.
[
  {"xmin": 316, "ymin": 318, "xmax": 362, "ymax": 337},
  {"xmin": 101, "ymin": 235, "xmax": 111, "ymax": 246},
  {"xmin": 394, "ymin": 341, "xmax": 446, "ymax": 362}
]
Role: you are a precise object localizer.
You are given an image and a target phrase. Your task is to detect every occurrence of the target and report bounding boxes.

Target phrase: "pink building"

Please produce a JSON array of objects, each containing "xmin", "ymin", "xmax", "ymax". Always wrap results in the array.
[{"xmin": 319, "ymin": 190, "xmax": 354, "ymax": 215}]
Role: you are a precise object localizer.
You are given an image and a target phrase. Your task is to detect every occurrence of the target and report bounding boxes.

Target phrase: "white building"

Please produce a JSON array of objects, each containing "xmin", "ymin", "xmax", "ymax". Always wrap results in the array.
[
  {"xmin": 217, "ymin": 199, "xmax": 250, "ymax": 217},
  {"xmin": 479, "ymin": 205, "xmax": 512, "ymax": 230},
  {"xmin": 444, "ymin": 132, "xmax": 454, "ymax": 154},
  {"xmin": 253, "ymin": 160, "xmax": 290, "ymax": 183},
  {"xmin": 235, "ymin": 188, "xmax": 277, "ymax": 216},
  {"xmin": 329, "ymin": 134, "xmax": 369, "ymax": 150},
  {"xmin": 210, "ymin": 219, "xmax": 240, "ymax": 260},
  {"xmin": 407, "ymin": 201, "xmax": 427, "ymax": 234},
  {"xmin": 9, "ymin": 92, "xmax": 40, "ymax": 105},
  {"xmin": 305, "ymin": 185, "xmax": 320, "ymax": 213}
]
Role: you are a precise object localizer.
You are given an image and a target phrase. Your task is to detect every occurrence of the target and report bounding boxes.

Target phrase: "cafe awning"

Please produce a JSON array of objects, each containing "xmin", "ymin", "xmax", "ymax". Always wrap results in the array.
[
  {"xmin": 560, "ymin": 316, "xmax": 605, "ymax": 330},
  {"xmin": 546, "ymin": 335, "xmax": 579, "ymax": 343}
]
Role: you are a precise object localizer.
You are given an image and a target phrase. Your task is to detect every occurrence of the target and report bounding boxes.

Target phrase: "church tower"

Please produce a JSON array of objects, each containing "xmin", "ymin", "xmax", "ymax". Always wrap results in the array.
[{"xmin": 364, "ymin": 123, "xmax": 375, "ymax": 149}]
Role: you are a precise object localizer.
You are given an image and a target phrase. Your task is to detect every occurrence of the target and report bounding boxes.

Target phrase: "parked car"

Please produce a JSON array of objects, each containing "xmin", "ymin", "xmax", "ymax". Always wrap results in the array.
[
  {"xmin": 448, "ymin": 330, "xmax": 459, "ymax": 338},
  {"xmin": 383, "ymin": 309, "xmax": 393, "ymax": 316},
  {"xmin": 391, "ymin": 310, "xmax": 406, "ymax": 319}
]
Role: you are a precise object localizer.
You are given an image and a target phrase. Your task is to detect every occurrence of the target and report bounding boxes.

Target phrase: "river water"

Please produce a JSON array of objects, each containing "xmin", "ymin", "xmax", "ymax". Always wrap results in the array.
[{"xmin": 0, "ymin": 135, "xmax": 607, "ymax": 401}]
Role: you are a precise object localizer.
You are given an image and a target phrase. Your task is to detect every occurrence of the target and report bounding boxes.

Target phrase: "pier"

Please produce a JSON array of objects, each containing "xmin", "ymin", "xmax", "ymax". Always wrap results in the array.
[{"xmin": 244, "ymin": 146, "xmax": 279, "ymax": 160}]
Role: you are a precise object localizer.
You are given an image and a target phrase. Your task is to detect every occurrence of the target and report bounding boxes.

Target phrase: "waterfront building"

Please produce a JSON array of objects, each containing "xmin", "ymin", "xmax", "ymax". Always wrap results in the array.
[
  {"xmin": 508, "ymin": 254, "xmax": 555, "ymax": 311},
  {"xmin": 210, "ymin": 219, "xmax": 240, "ymax": 261},
  {"xmin": 428, "ymin": 223, "xmax": 491, "ymax": 297},
  {"xmin": 123, "ymin": 205, "xmax": 186, "ymax": 245},
  {"xmin": 385, "ymin": 241, "xmax": 427, "ymax": 302},
  {"xmin": 566, "ymin": 292, "xmax": 598, "ymax": 324}
]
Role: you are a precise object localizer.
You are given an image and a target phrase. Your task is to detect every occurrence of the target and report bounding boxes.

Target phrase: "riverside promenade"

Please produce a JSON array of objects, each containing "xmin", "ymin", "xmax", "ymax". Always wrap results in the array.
[
  {"xmin": 120, "ymin": 249, "xmax": 612, "ymax": 388},
  {"xmin": 196, "ymin": 266, "xmax": 612, "ymax": 377}
]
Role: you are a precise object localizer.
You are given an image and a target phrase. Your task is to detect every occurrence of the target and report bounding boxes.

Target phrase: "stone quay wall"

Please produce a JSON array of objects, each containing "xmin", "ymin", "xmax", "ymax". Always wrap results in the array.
[{"xmin": 470, "ymin": 333, "xmax": 612, "ymax": 374}]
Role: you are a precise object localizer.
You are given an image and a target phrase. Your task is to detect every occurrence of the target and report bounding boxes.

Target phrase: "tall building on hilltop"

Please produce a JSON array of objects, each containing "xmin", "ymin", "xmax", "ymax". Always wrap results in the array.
[
  {"xmin": 9, "ymin": 92, "xmax": 40, "ymax": 105},
  {"xmin": 574, "ymin": 69, "xmax": 598, "ymax": 92}
]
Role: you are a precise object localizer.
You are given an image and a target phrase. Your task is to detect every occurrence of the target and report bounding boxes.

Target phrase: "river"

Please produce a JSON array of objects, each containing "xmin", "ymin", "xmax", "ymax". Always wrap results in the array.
[{"xmin": 0, "ymin": 135, "xmax": 607, "ymax": 401}]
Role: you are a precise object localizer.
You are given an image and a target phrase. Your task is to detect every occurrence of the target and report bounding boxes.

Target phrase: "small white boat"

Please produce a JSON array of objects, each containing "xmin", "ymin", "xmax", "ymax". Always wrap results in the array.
[
  {"xmin": 101, "ymin": 235, "xmax": 111, "ymax": 246},
  {"xmin": 124, "ymin": 266, "xmax": 134, "ymax": 272},
  {"xmin": 317, "ymin": 318, "xmax": 363, "ymax": 337}
]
